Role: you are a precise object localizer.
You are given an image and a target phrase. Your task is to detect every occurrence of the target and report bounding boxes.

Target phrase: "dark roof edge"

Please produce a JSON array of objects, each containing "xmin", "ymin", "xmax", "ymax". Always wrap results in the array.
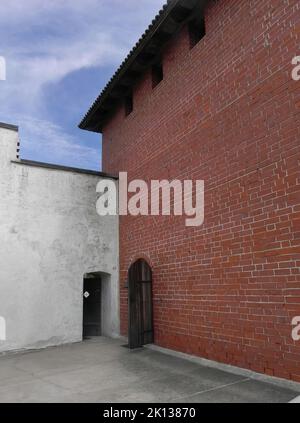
[
  {"xmin": 79, "ymin": 0, "xmax": 204, "ymax": 133},
  {"xmin": 11, "ymin": 159, "xmax": 118, "ymax": 179},
  {"xmin": 0, "ymin": 122, "xmax": 19, "ymax": 132}
]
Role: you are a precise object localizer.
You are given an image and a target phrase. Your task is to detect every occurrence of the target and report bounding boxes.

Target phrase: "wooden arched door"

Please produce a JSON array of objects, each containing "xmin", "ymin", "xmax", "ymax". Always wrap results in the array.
[{"xmin": 128, "ymin": 259, "xmax": 153, "ymax": 349}]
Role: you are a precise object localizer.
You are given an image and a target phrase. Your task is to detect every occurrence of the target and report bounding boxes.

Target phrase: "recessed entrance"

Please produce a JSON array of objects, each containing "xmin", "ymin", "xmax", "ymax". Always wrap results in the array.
[
  {"xmin": 83, "ymin": 274, "xmax": 102, "ymax": 338},
  {"xmin": 128, "ymin": 259, "xmax": 154, "ymax": 349}
]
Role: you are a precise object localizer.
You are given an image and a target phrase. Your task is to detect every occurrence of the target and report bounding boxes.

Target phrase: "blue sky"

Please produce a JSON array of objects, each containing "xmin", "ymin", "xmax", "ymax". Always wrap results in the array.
[{"xmin": 0, "ymin": 0, "xmax": 165, "ymax": 170}]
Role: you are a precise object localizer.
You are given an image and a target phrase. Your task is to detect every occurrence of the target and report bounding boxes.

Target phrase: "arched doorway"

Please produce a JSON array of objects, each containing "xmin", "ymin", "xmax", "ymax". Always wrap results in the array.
[{"xmin": 128, "ymin": 259, "xmax": 154, "ymax": 349}]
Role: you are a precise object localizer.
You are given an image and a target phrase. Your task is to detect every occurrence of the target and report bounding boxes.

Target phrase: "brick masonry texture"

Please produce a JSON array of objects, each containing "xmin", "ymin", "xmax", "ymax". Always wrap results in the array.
[{"xmin": 102, "ymin": 0, "xmax": 300, "ymax": 381}]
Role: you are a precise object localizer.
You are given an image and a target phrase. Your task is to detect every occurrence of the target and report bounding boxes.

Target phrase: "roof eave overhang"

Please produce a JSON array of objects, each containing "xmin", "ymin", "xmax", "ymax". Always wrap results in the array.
[{"xmin": 79, "ymin": 0, "xmax": 206, "ymax": 133}]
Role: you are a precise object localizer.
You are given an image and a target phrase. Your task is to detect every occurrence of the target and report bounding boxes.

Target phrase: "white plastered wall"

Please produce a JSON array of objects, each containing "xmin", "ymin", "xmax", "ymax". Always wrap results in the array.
[{"xmin": 0, "ymin": 124, "xmax": 119, "ymax": 352}]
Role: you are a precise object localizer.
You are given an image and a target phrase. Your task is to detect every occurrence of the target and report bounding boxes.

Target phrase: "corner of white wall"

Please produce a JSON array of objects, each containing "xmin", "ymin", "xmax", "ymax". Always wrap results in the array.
[{"xmin": 0, "ymin": 123, "xmax": 20, "ymax": 167}]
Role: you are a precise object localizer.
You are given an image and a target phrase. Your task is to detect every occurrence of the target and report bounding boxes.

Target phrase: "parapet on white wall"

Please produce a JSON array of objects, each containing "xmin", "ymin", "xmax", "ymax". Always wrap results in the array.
[
  {"xmin": 0, "ymin": 122, "xmax": 20, "ymax": 166},
  {"xmin": 0, "ymin": 123, "xmax": 119, "ymax": 352}
]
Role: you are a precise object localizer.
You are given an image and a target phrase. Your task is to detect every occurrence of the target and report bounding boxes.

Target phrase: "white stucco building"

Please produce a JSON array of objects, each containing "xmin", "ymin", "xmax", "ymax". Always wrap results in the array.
[{"xmin": 0, "ymin": 122, "xmax": 119, "ymax": 353}]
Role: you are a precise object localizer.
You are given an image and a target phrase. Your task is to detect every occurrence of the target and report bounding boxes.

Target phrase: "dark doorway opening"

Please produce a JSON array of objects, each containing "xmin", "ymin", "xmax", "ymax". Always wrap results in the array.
[
  {"xmin": 83, "ymin": 274, "xmax": 102, "ymax": 338},
  {"xmin": 128, "ymin": 259, "xmax": 154, "ymax": 349}
]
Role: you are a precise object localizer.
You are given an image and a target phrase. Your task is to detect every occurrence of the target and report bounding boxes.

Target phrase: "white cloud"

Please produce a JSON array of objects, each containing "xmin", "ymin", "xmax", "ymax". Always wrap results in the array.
[
  {"xmin": 18, "ymin": 116, "xmax": 101, "ymax": 169},
  {"xmin": 1, "ymin": 0, "xmax": 166, "ymax": 101},
  {"xmin": 0, "ymin": 0, "xmax": 166, "ymax": 169},
  {"xmin": 3, "ymin": 31, "xmax": 127, "ymax": 113}
]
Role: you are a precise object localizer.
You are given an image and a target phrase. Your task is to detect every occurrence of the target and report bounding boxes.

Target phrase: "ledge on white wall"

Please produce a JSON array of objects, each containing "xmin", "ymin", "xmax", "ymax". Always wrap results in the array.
[
  {"xmin": 11, "ymin": 159, "xmax": 118, "ymax": 179},
  {"xmin": 0, "ymin": 122, "xmax": 19, "ymax": 132}
]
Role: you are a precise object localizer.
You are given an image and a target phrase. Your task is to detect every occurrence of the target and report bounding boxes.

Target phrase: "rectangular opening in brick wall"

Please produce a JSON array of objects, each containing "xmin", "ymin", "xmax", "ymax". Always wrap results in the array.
[
  {"xmin": 125, "ymin": 94, "xmax": 133, "ymax": 116},
  {"xmin": 152, "ymin": 61, "xmax": 164, "ymax": 89},
  {"xmin": 189, "ymin": 17, "xmax": 206, "ymax": 49}
]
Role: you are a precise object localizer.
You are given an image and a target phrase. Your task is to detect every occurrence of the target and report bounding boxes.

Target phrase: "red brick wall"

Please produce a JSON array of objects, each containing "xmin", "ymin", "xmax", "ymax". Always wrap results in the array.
[{"xmin": 102, "ymin": 0, "xmax": 300, "ymax": 381}]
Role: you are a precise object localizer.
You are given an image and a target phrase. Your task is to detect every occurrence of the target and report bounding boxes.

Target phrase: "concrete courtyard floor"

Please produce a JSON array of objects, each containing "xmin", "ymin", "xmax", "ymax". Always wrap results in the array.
[{"xmin": 0, "ymin": 337, "xmax": 299, "ymax": 403}]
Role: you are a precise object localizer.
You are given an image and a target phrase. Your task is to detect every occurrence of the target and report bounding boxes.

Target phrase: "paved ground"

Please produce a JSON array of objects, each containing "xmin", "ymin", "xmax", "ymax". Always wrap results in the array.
[{"xmin": 0, "ymin": 337, "xmax": 298, "ymax": 403}]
